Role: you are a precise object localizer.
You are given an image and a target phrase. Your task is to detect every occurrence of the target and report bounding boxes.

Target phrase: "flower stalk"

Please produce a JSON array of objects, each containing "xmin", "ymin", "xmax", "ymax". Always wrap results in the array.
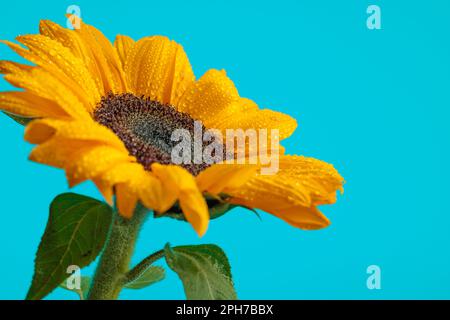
[{"xmin": 87, "ymin": 204, "xmax": 149, "ymax": 300}]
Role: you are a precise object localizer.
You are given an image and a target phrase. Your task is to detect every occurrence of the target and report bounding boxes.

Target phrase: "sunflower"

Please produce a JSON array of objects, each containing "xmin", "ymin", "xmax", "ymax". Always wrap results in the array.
[{"xmin": 0, "ymin": 19, "xmax": 343, "ymax": 236}]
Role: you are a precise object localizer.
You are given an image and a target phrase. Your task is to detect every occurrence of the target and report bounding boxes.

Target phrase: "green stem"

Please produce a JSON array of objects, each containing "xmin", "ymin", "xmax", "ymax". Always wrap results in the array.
[
  {"xmin": 87, "ymin": 205, "xmax": 148, "ymax": 300},
  {"xmin": 124, "ymin": 249, "xmax": 165, "ymax": 284}
]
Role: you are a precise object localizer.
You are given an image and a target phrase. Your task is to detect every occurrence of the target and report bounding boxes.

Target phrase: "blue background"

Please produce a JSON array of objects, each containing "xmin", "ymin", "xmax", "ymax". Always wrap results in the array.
[{"xmin": 0, "ymin": 0, "xmax": 449, "ymax": 299}]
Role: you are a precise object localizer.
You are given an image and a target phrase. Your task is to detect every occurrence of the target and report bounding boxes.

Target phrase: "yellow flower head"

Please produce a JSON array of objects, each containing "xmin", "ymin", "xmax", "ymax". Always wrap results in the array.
[{"xmin": 0, "ymin": 19, "xmax": 344, "ymax": 236}]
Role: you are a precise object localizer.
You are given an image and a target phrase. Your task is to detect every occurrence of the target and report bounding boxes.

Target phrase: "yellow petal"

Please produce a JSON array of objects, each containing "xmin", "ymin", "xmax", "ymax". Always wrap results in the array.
[
  {"xmin": 25, "ymin": 118, "xmax": 126, "ymax": 151},
  {"xmin": 0, "ymin": 60, "xmax": 32, "ymax": 74},
  {"xmin": 276, "ymin": 155, "xmax": 344, "ymax": 205},
  {"xmin": 40, "ymin": 20, "xmax": 88, "ymax": 59},
  {"xmin": 138, "ymin": 174, "xmax": 177, "ymax": 213},
  {"xmin": 214, "ymin": 106, "xmax": 297, "ymax": 141},
  {"xmin": 124, "ymin": 36, "xmax": 195, "ymax": 105},
  {"xmin": 230, "ymin": 190, "xmax": 331, "ymax": 229},
  {"xmin": 115, "ymin": 183, "xmax": 138, "ymax": 219},
  {"xmin": 1, "ymin": 40, "xmax": 93, "ymax": 113},
  {"xmin": 272, "ymin": 205, "xmax": 330, "ymax": 230},
  {"xmin": 196, "ymin": 163, "xmax": 258, "ymax": 195},
  {"xmin": 29, "ymin": 138, "xmax": 98, "ymax": 168},
  {"xmin": 177, "ymin": 69, "xmax": 296, "ymax": 140},
  {"xmin": 28, "ymin": 136, "xmax": 131, "ymax": 186},
  {"xmin": 72, "ymin": 19, "xmax": 127, "ymax": 94},
  {"xmin": 64, "ymin": 145, "xmax": 132, "ymax": 187},
  {"xmin": 228, "ymin": 155, "xmax": 344, "ymax": 229},
  {"xmin": 0, "ymin": 91, "xmax": 67, "ymax": 118},
  {"xmin": 114, "ymin": 35, "xmax": 134, "ymax": 68},
  {"xmin": 113, "ymin": 170, "xmax": 174, "ymax": 218},
  {"xmin": 14, "ymin": 34, "xmax": 101, "ymax": 111},
  {"xmin": 205, "ymin": 97, "xmax": 259, "ymax": 129},
  {"xmin": 39, "ymin": 20, "xmax": 105, "ymax": 96},
  {"xmin": 230, "ymin": 196, "xmax": 330, "ymax": 230},
  {"xmin": 178, "ymin": 190, "xmax": 209, "ymax": 236},
  {"xmin": 3, "ymin": 66, "xmax": 91, "ymax": 120},
  {"xmin": 94, "ymin": 162, "xmax": 176, "ymax": 212},
  {"xmin": 177, "ymin": 69, "xmax": 239, "ymax": 125},
  {"xmin": 94, "ymin": 162, "xmax": 144, "ymax": 206},
  {"xmin": 151, "ymin": 163, "xmax": 209, "ymax": 236}
]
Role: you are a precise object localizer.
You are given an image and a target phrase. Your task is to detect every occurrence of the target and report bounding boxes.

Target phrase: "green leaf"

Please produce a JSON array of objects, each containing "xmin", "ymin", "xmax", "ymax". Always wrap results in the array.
[
  {"xmin": 164, "ymin": 243, "xmax": 237, "ymax": 300},
  {"xmin": 59, "ymin": 276, "xmax": 91, "ymax": 300},
  {"xmin": 2, "ymin": 111, "xmax": 34, "ymax": 125},
  {"xmin": 124, "ymin": 266, "xmax": 165, "ymax": 289},
  {"xmin": 26, "ymin": 193, "xmax": 113, "ymax": 300}
]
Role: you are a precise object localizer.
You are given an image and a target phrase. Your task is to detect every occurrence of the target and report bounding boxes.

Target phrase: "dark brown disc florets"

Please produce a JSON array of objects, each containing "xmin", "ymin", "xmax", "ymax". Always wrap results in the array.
[{"xmin": 94, "ymin": 93, "xmax": 212, "ymax": 175}]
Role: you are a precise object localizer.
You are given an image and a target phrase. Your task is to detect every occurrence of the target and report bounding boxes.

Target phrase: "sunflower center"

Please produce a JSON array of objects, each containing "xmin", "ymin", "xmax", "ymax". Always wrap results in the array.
[{"xmin": 94, "ymin": 93, "xmax": 211, "ymax": 175}]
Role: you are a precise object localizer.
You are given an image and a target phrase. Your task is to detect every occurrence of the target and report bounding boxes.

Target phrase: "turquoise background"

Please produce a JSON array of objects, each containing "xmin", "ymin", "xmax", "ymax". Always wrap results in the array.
[{"xmin": 0, "ymin": 0, "xmax": 449, "ymax": 299}]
